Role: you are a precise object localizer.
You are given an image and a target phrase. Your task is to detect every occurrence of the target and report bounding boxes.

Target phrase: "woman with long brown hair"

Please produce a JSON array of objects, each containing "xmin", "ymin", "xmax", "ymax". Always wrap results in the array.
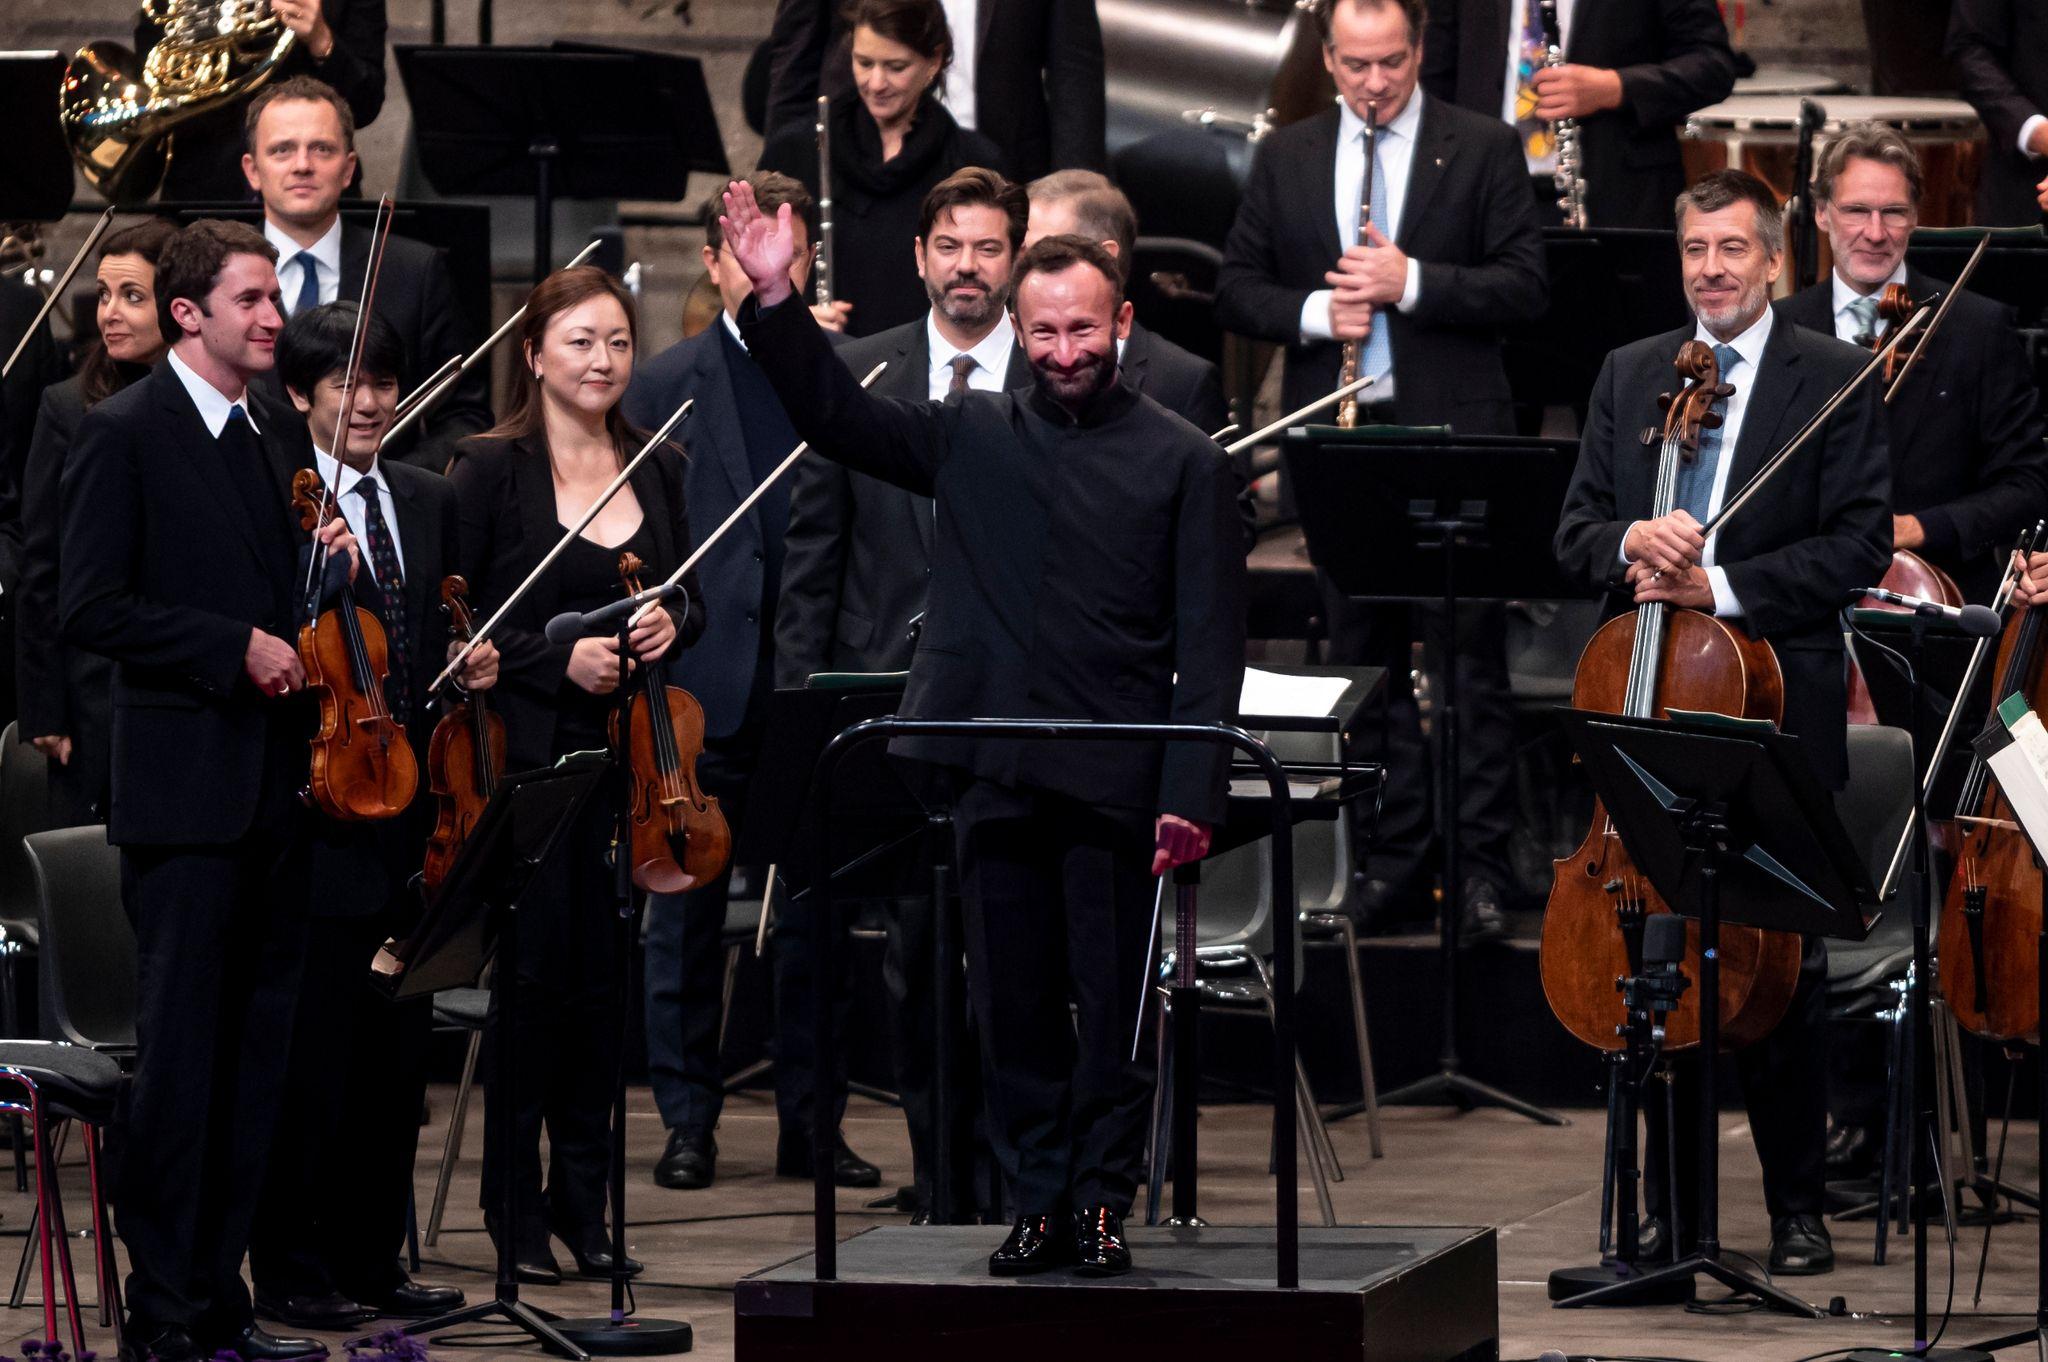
[
  {"xmin": 450, "ymin": 264, "xmax": 706, "ymax": 1282},
  {"xmin": 16, "ymin": 215, "xmax": 178, "ymax": 825}
]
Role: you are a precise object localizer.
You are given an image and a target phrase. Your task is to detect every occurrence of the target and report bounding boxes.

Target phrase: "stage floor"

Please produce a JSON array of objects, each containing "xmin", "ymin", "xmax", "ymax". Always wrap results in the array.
[{"xmin": 11, "ymin": 1085, "xmax": 2041, "ymax": 1361}]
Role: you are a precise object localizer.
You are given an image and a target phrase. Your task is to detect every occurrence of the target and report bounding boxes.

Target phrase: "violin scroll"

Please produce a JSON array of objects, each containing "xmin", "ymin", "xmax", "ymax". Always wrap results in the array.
[{"xmin": 291, "ymin": 468, "xmax": 328, "ymax": 533}]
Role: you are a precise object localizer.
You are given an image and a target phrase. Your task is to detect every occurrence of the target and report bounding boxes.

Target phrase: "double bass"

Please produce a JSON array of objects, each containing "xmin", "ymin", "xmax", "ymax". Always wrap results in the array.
[
  {"xmin": 1540, "ymin": 341, "xmax": 1804, "ymax": 1052},
  {"xmin": 421, "ymin": 576, "xmax": 505, "ymax": 892},
  {"xmin": 612, "ymin": 553, "xmax": 730, "ymax": 894}
]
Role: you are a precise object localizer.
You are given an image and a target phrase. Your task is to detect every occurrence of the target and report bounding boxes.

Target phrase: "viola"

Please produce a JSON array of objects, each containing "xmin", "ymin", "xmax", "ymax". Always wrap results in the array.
[
  {"xmin": 1938, "ymin": 543, "xmax": 2048, "ymax": 1043},
  {"xmin": 611, "ymin": 552, "xmax": 730, "ymax": 894},
  {"xmin": 292, "ymin": 468, "xmax": 420, "ymax": 822},
  {"xmin": 1846, "ymin": 550, "xmax": 1964, "ymax": 725},
  {"xmin": 1540, "ymin": 341, "xmax": 1804, "ymax": 1053},
  {"xmin": 422, "ymin": 576, "xmax": 506, "ymax": 892}
]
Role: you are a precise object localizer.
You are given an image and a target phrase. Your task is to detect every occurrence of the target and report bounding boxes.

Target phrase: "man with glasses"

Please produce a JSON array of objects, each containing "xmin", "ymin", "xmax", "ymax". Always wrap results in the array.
[{"xmin": 1776, "ymin": 122, "xmax": 2047, "ymax": 604}]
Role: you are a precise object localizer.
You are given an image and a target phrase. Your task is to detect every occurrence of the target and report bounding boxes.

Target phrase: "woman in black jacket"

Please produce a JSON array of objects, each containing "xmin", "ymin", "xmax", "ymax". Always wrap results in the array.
[
  {"xmin": 16, "ymin": 215, "xmax": 178, "ymax": 826},
  {"xmin": 759, "ymin": 0, "xmax": 1005, "ymax": 337},
  {"xmin": 450, "ymin": 265, "xmax": 705, "ymax": 1284}
]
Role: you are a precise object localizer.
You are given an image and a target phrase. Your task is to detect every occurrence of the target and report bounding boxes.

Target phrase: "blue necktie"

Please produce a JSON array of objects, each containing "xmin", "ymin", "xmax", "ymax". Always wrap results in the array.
[
  {"xmin": 1674, "ymin": 343, "xmax": 1741, "ymax": 522},
  {"xmin": 1358, "ymin": 127, "xmax": 1394, "ymax": 383},
  {"xmin": 291, "ymin": 250, "xmax": 319, "ymax": 316}
]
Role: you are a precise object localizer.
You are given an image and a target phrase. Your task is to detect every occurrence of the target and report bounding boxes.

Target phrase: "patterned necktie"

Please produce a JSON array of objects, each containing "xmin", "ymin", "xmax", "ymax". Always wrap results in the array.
[
  {"xmin": 353, "ymin": 475, "xmax": 412, "ymax": 723},
  {"xmin": 1357, "ymin": 127, "xmax": 1394, "ymax": 383},
  {"xmin": 1846, "ymin": 294, "xmax": 1879, "ymax": 348},
  {"xmin": 947, "ymin": 353, "xmax": 977, "ymax": 396},
  {"xmin": 1514, "ymin": 0, "xmax": 1554, "ymax": 161},
  {"xmin": 291, "ymin": 250, "xmax": 319, "ymax": 317},
  {"xmin": 1674, "ymin": 343, "xmax": 1741, "ymax": 523}
]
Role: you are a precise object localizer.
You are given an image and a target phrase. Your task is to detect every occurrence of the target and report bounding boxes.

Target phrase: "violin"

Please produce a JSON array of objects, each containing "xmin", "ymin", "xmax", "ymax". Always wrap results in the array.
[
  {"xmin": 1540, "ymin": 341, "xmax": 1804, "ymax": 1053},
  {"xmin": 1938, "ymin": 543, "xmax": 2048, "ymax": 1042},
  {"xmin": 291, "ymin": 468, "xmax": 420, "ymax": 822},
  {"xmin": 422, "ymin": 576, "xmax": 506, "ymax": 892},
  {"xmin": 611, "ymin": 552, "xmax": 730, "ymax": 894},
  {"xmin": 1846, "ymin": 551, "xmax": 1964, "ymax": 726}
]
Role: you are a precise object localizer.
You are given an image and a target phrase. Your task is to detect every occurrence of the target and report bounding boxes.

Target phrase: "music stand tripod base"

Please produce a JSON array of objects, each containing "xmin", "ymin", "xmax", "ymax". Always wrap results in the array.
[
  {"xmin": 552, "ymin": 1316, "xmax": 694, "ymax": 1356},
  {"xmin": 1841, "ymin": 1352, "xmax": 1991, "ymax": 1362},
  {"xmin": 1547, "ymin": 1262, "xmax": 1692, "ymax": 1306}
]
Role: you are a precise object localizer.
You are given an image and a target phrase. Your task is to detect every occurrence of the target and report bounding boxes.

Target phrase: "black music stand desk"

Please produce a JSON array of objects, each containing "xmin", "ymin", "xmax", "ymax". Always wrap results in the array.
[{"xmin": 1286, "ymin": 428, "xmax": 1585, "ymax": 1126}]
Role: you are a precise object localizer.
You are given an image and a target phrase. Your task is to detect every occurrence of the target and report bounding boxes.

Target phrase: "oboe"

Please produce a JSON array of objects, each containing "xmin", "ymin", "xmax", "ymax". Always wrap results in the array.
[
  {"xmin": 1538, "ymin": 0, "xmax": 1588, "ymax": 229},
  {"xmin": 814, "ymin": 94, "xmax": 836, "ymax": 309},
  {"xmin": 1335, "ymin": 98, "xmax": 1379, "ymax": 429}
]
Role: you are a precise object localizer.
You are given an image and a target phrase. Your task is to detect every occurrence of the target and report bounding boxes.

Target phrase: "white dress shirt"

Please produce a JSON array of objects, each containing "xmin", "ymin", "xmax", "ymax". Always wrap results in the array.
[
  {"xmin": 315, "ymin": 446, "xmax": 406, "ymax": 588},
  {"xmin": 940, "ymin": 0, "xmax": 978, "ymax": 131},
  {"xmin": 1829, "ymin": 261, "xmax": 1908, "ymax": 344},
  {"xmin": 2020, "ymin": 113, "xmax": 2045, "ymax": 159},
  {"xmin": 1300, "ymin": 90, "xmax": 1427, "ymax": 399},
  {"xmin": 1619, "ymin": 305, "xmax": 1775, "ymax": 619},
  {"xmin": 925, "ymin": 312, "xmax": 1016, "ymax": 399},
  {"xmin": 1499, "ymin": 0, "xmax": 1576, "ymax": 175},
  {"xmin": 265, "ymin": 216, "xmax": 344, "ymax": 310},
  {"xmin": 167, "ymin": 347, "xmax": 256, "ymax": 437}
]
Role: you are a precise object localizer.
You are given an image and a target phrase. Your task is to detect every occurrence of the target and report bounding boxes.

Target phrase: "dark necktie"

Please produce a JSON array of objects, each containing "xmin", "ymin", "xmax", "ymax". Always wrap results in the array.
[
  {"xmin": 354, "ymin": 475, "xmax": 412, "ymax": 723},
  {"xmin": 1847, "ymin": 294, "xmax": 1879, "ymax": 349},
  {"xmin": 291, "ymin": 250, "xmax": 319, "ymax": 317},
  {"xmin": 948, "ymin": 353, "xmax": 977, "ymax": 396}
]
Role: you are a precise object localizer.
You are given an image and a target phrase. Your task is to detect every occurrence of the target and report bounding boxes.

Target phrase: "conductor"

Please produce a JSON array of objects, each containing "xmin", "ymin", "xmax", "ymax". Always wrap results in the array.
[{"xmin": 718, "ymin": 181, "xmax": 1246, "ymax": 1278}]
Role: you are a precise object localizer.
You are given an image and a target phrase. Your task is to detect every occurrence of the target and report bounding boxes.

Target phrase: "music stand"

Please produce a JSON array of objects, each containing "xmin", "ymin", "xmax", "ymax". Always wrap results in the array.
[
  {"xmin": 395, "ymin": 42, "xmax": 728, "ymax": 283},
  {"xmin": 1504, "ymin": 229, "xmax": 1688, "ymax": 423},
  {"xmin": 0, "ymin": 53, "xmax": 72, "ymax": 224},
  {"xmin": 1552, "ymin": 710, "xmax": 1872, "ymax": 1316},
  {"xmin": 358, "ymin": 759, "xmax": 605, "ymax": 1359},
  {"xmin": 1286, "ymin": 429, "xmax": 1585, "ymax": 1125}
]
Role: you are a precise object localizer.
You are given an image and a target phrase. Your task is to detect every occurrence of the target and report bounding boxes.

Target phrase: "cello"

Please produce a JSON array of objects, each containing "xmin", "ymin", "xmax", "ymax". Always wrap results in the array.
[
  {"xmin": 1937, "ymin": 544, "xmax": 2048, "ymax": 1042},
  {"xmin": 612, "ymin": 552, "xmax": 730, "ymax": 894},
  {"xmin": 1540, "ymin": 341, "xmax": 1804, "ymax": 1052},
  {"xmin": 421, "ymin": 576, "xmax": 506, "ymax": 892}
]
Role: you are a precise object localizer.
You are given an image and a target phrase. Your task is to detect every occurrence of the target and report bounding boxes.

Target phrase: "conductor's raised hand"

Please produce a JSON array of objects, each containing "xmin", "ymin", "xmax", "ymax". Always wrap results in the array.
[{"xmin": 718, "ymin": 180, "xmax": 799, "ymax": 309}]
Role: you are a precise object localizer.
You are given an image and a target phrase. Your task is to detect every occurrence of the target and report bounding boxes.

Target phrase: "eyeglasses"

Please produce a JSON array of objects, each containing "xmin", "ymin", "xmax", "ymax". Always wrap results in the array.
[{"xmin": 1828, "ymin": 204, "xmax": 1914, "ymax": 229}]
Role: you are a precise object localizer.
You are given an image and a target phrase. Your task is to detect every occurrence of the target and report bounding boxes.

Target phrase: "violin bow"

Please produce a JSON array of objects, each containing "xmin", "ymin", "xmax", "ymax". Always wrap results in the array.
[
  {"xmin": 1882, "ymin": 230, "xmax": 1991, "ymax": 407},
  {"xmin": 299, "ymin": 195, "xmax": 396, "ymax": 621},
  {"xmin": 428, "ymin": 397, "xmax": 697, "ymax": 696},
  {"xmin": 2, "ymin": 207, "xmax": 116, "ymax": 381}
]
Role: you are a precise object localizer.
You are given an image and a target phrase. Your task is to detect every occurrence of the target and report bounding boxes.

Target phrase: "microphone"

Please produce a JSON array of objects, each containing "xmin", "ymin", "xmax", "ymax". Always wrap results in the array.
[
  {"xmin": 544, "ymin": 583, "xmax": 687, "ymax": 645},
  {"xmin": 1851, "ymin": 587, "xmax": 2000, "ymax": 638}
]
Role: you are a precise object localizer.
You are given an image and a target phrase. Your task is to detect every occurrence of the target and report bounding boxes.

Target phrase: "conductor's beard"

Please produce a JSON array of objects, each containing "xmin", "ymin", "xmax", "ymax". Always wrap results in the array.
[{"xmin": 1030, "ymin": 343, "xmax": 1118, "ymax": 409}]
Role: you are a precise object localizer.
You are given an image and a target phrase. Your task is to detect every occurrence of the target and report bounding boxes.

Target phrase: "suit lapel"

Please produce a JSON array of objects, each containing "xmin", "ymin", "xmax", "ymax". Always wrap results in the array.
[
  {"xmin": 1725, "ymin": 319, "xmax": 1804, "ymax": 497},
  {"xmin": 339, "ymin": 224, "xmax": 368, "ymax": 303},
  {"xmin": 1398, "ymin": 100, "xmax": 1454, "ymax": 250},
  {"xmin": 157, "ymin": 365, "xmax": 272, "ymax": 571},
  {"xmin": 691, "ymin": 332, "xmax": 757, "ymax": 510},
  {"xmin": 1308, "ymin": 112, "xmax": 1344, "ymax": 269},
  {"xmin": 1779, "ymin": 281, "xmax": 1836, "ymax": 338},
  {"xmin": 386, "ymin": 464, "xmax": 437, "ymax": 657},
  {"xmin": 1120, "ymin": 323, "xmax": 1153, "ymax": 396},
  {"xmin": 902, "ymin": 326, "xmax": 937, "ymax": 554}
]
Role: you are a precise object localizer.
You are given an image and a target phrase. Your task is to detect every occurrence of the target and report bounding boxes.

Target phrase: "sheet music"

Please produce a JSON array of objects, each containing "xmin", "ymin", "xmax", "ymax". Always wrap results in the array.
[
  {"xmin": 1239, "ymin": 668, "xmax": 1352, "ymax": 719},
  {"xmin": 1978, "ymin": 699, "xmax": 2048, "ymax": 855}
]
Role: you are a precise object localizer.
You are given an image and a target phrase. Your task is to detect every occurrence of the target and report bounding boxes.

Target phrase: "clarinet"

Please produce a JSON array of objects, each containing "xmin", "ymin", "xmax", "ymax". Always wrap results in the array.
[
  {"xmin": 1538, "ymin": 0, "xmax": 1588, "ymax": 229},
  {"xmin": 1335, "ymin": 98, "xmax": 1379, "ymax": 429},
  {"xmin": 814, "ymin": 94, "xmax": 835, "ymax": 309}
]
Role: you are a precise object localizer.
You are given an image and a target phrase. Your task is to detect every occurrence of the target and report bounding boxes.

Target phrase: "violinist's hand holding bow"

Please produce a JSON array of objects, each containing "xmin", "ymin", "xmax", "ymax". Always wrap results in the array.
[
  {"xmin": 316, "ymin": 516, "xmax": 362, "ymax": 584},
  {"xmin": 1152, "ymin": 814, "xmax": 1213, "ymax": 877},
  {"xmin": 2011, "ymin": 550, "xmax": 2048, "ymax": 609},
  {"xmin": 1325, "ymin": 224, "xmax": 1409, "ymax": 308},
  {"xmin": 1623, "ymin": 511, "xmax": 1704, "ymax": 575},
  {"xmin": 629, "ymin": 603, "xmax": 678, "ymax": 664},
  {"xmin": 450, "ymin": 639, "xmax": 500, "ymax": 692},
  {"xmin": 1628, "ymin": 559, "xmax": 1712, "ymax": 609},
  {"xmin": 720, "ymin": 181, "xmax": 800, "ymax": 310}
]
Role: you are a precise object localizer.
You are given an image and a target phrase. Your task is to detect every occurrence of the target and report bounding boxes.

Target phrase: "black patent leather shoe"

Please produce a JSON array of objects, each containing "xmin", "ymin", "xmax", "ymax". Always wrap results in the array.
[
  {"xmin": 558, "ymin": 1228, "xmax": 645, "ymax": 1279},
  {"xmin": 1769, "ymin": 1214, "xmax": 1835, "ymax": 1276},
  {"xmin": 217, "ymin": 1325, "xmax": 331, "ymax": 1360},
  {"xmin": 356, "ymin": 1278, "xmax": 466, "ymax": 1319},
  {"xmin": 653, "ymin": 1127, "xmax": 717, "ymax": 1190},
  {"xmin": 254, "ymin": 1289, "xmax": 376, "ymax": 1330},
  {"xmin": 989, "ymin": 1214, "xmax": 1074, "ymax": 1277},
  {"xmin": 776, "ymin": 1132, "xmax": 883, "ymax": 1188},
  {"xmin": 1072, "ymin": 1206, "xmax": 1132, "ymax": 1277}
]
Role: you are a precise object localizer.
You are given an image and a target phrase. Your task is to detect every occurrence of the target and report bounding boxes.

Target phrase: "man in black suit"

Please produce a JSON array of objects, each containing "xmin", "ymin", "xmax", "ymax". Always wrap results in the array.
[
  {"xmin": 1777, "ymin": 123, "xmax": 2047, "ymax": 605},
  {"xmin": 728, "ymin": 181, "xmax": 1244, "ymax": 1277},
  {"xmin": 1422, "ymin": 0, "xmax": 1736, "ymax": 229},
  {"xmin": 241, "ymin": 76, "xmax": 490, "ymax": 468},
  {"xmin": 58, "ymin": 219, "xmax": 360, "ymax": 1362},
  {"xmin": 1555, "ymin": 170, "xmax": 1892, "ymax": 1276},
  {"xmin": 1025, "ymin": 170, "xmax": 1229, "ymax": 436},
  {"xmin": 1948, "ymin": 0, "xmax": 2048, "ymax": 226},
  {"xmin": 762, "ymin": 0, "xmax": 1106, "ymax": 181},
  {"xmin": 1216, "ymin": 0, "xmax": 1547, "ymax": 938},
  {"xmin": 622, "ymin": 171, "xmax": 881, "ymax": 1196},
  {"xmin": 148, "ymin": 0, "xmax": 387, "ymax": 202},
  {"xmin": 244, "ymin": 303, "xmax": 484, "ymax": 1331}
]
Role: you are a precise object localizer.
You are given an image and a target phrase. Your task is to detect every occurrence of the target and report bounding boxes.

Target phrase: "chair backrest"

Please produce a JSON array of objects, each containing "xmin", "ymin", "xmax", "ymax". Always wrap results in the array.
[
  {"xmin": 1835, "ymin": 724, "xmax": 1915, "ymax": 906},
  {"xmin": 25, "ymin": 826, "xmax": 138, "ymax": 1049},
  {"xmin": 0, "ymin": 723, "xmax": 54, "ymax": 931}
]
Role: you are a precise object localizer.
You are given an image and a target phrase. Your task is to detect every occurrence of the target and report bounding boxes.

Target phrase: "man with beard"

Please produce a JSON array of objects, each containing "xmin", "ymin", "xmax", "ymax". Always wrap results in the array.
[
  {"xmin": 727, "ymin": 180, "xmax": 1245, "ymax": 1276},
  {"xmin": 1555, "ymin": 169, "xmax": 1891, "ymax": 1277},
  {"xmin": 776, "ymin": 165, "xmax": 1028, "ymax": 1222}
]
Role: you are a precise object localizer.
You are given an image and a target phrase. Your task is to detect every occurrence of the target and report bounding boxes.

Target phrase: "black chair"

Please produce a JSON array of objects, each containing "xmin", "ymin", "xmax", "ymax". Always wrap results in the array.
[
  {"xmin": 27, "ymin": 825, "xmax": 137, "ymax": 1054},
  {"xmin": 0, "ymin": 723, "xmax": 50, "ymax": 1040},
  {"xmin": 423, "ymin": 983, "xmax": 489, "ymax": 1247}
]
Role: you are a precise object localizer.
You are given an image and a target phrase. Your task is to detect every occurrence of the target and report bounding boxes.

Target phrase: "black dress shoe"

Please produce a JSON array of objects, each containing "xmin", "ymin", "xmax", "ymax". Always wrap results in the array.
[
  {"xmin": 653, "ymin": 1127, "xmax": 717, "ymax": 1190},
  {"xmin": 988, "ymin": 1214, "xmax": 1074, "ymax": 1277},
  {"xmin": 557, "ymin": 1228, "xmax": 645, "ymax": 1279},
  {"xmin": 1769, "ymin": 1214, "xmax": 1834, "ymax": 1275},
  {"xmin": 254, "ymin": 1289, "xmax": 376, "ymax": 1330},
  {"xmin": 121, "ymin": 1321, "xmax": 197, "ymax": 1362},
  {"xmin": 217, "ymin": 1325, "xmax": 330, "ymax": 1360},
  {"xmin": 1824, "ymin": 1121, "xmax": 1875, "ymax": 1179},
  {"xmin": 1456, "ymin": 879, "xmax": 1510, "ymax": 948},
  {"xmin": 776, "ymin": 1132, "xmax": 883, "ymax": 1188},
  {"xmin": 354, "ymin": 1278, "xmax": 465, "ymax": 1319},
  {"xmin": 1072, "ymin": 1206, "xmax": 1132, "ymax": 1278}
]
